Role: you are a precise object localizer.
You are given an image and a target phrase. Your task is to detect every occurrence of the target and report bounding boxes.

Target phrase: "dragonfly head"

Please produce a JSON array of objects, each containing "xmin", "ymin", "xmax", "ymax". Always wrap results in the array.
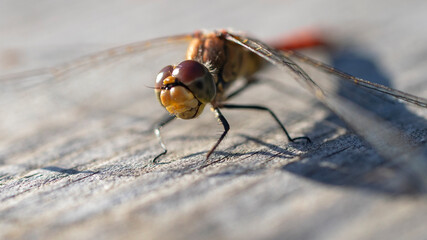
[{"xmin": 155, "ymin": 60, "xmax": 216, "ymax": 119}]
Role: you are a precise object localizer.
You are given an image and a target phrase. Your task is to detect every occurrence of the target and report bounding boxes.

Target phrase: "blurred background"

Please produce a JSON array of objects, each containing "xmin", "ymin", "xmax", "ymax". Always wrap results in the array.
[{"xmin": 1, "ymin": 0, "xmax": 426, "ymax": 94}]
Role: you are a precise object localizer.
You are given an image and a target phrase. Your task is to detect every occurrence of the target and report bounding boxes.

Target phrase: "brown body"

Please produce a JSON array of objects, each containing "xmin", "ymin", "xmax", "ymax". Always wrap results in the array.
[{"xmin": 186, "ymin": 32, "xmax": 263, "ymax": 102}]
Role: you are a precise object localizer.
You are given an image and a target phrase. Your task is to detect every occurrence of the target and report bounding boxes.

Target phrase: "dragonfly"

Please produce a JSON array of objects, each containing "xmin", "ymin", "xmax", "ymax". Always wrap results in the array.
[{"xmin": 1, "ymin": 30, "xmax": 426, "ymax": 178}]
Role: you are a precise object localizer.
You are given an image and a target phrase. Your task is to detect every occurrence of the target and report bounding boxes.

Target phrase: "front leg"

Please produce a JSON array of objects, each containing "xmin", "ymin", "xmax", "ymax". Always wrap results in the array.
[
  {"xmin": 152, "ymin": 114, "xmax": 176, "ymax": 164},
  {"xmin": 205, "ymin": 107, "xmax": 230, "ymax": 160}
]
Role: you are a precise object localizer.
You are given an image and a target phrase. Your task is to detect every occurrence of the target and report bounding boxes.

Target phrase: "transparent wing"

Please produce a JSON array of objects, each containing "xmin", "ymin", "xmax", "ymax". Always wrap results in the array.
[
  {"xmin": 0, "ymin": 34, "xmax": 193, "ymax": 92},
  {"xmin": 0, "ymin": 34, "xmax": 193, "ymax": 147},
  {"xmin": 225, "ymin": 32, "xmax": 427, "ymax": 190}
]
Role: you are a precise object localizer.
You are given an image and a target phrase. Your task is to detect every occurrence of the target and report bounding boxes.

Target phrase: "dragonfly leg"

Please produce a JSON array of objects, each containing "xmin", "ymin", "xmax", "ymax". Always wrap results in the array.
[
  {"xmin": 219, "ymin": 103, "xmax": 311, "ymax": 143},
  {"xmin": 152, "ymin": 114, "xmax": 176, "ymax": 164},
  {"xmin": 206, "ymin": 108, "xmax": 230, "ymax": 160}
]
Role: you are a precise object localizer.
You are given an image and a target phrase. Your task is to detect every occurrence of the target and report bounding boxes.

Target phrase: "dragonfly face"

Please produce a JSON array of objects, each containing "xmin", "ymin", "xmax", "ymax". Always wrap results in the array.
[{"xmin": 155, "ymin": 60, "xmax": 216, "ymax": 119}]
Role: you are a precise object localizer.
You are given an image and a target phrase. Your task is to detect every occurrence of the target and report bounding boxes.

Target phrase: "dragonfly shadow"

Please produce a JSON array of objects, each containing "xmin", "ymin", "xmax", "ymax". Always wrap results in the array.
[
  {"xmin": 170, "ymin": 132, "xmax": 309, "ymax": 172},
  {"xmin": 43, "ymin": 166, "xmax": 97, "ymax": 175},
  {"xmin": 181, "ymin": 134, "xmax": 304, "ymax": 161},
  {"xmin": 331, "ymin": 48, "xmax": 427, "ymax": 130},
  {"xmin": 237, "ymin": 134, "xmax": 311, "ymax": 155},
  {"xmin": 284, "ymin": 47, "xmax": 427, "ymax": 195}
]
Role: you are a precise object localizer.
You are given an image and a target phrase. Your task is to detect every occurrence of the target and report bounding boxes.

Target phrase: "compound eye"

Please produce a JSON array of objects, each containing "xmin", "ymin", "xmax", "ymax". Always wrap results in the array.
[
  {"xmin": 172, "ymin": 60, "xmax": 216, "ymax": 103},
  {"xmin": 155, "ymin": 65, "xmax": 174, "ymax": 89},
  {"xmin": 172, "ymin": 60, "xmax": 209, "ymax": 84}
]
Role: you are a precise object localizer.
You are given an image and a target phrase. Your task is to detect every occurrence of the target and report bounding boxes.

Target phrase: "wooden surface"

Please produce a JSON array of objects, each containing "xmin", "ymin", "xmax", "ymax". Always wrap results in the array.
[{"xmin": 1, "ymin": 1, "xmax": 427, "ymax": 239}]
